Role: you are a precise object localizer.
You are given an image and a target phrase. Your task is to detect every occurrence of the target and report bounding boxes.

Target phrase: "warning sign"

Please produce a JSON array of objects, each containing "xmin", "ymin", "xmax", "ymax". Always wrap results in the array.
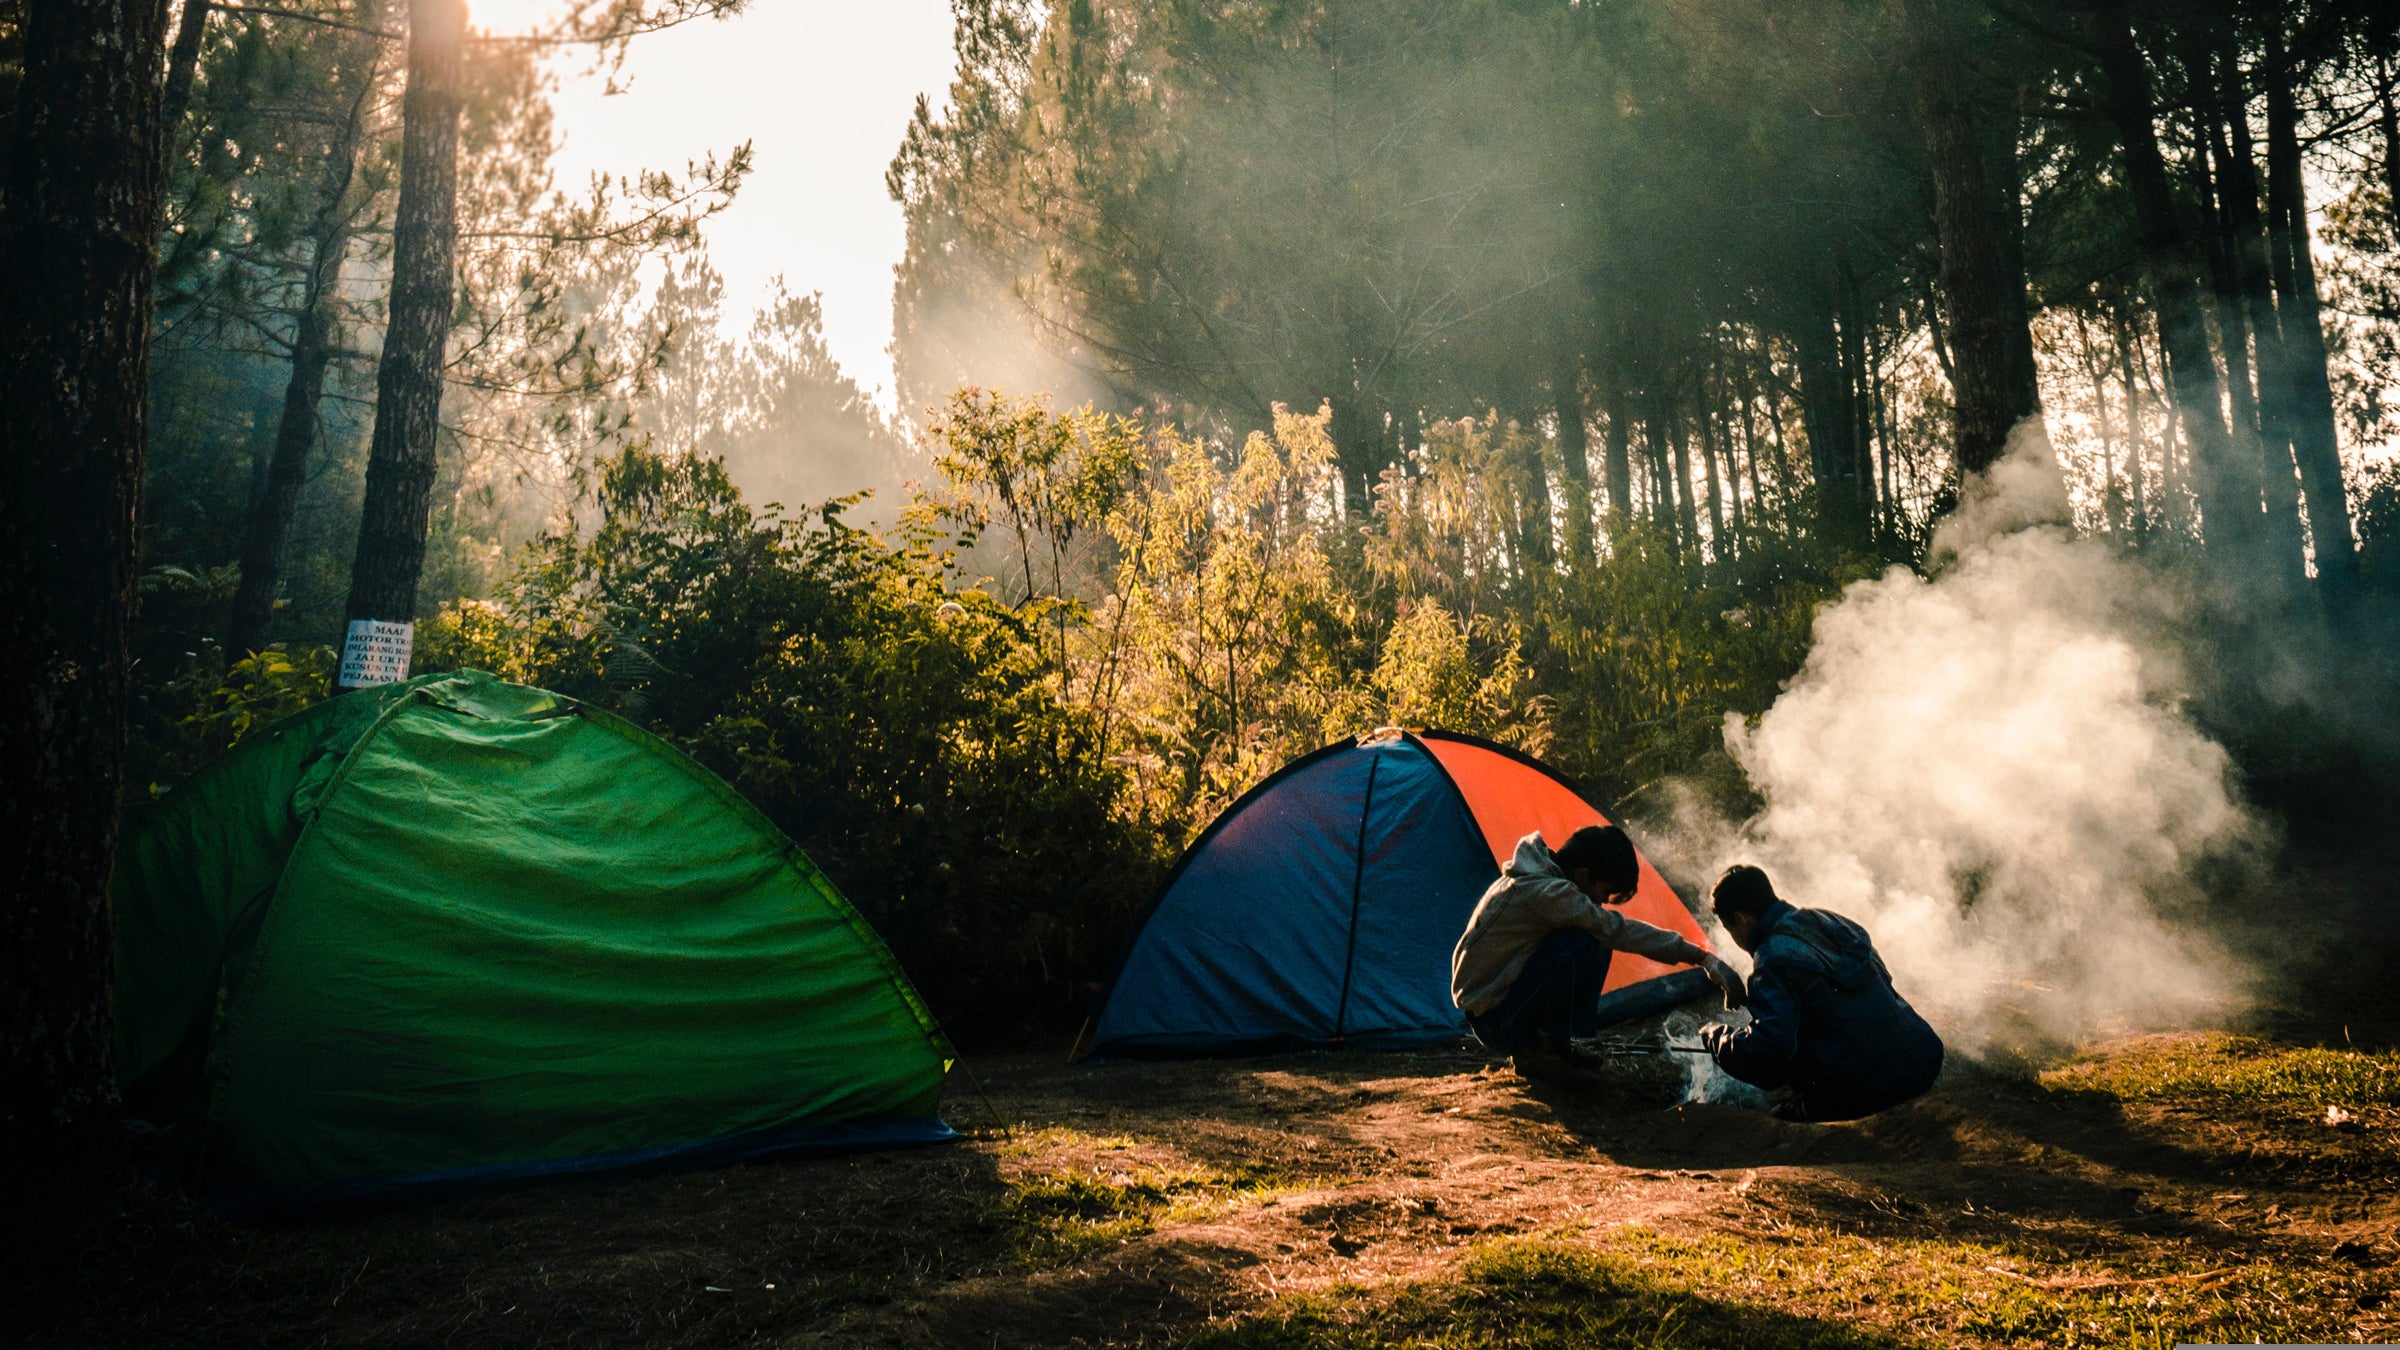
[{"xmin": 339, "ymin": 618, "xmax": 414, "ymax": 688}]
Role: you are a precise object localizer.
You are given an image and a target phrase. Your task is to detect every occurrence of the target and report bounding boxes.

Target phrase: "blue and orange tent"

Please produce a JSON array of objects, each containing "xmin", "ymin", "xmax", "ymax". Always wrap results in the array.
[{"xmin": 1087, "ymin": 729, "xmax": 1715, "ymax": 1055}]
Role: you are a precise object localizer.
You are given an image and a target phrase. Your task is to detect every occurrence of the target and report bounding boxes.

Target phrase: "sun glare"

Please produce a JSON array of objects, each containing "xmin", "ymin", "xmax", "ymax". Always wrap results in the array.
[{"xmin": 467, "ymin": 0, "xmax": 564, "ymax": 40}]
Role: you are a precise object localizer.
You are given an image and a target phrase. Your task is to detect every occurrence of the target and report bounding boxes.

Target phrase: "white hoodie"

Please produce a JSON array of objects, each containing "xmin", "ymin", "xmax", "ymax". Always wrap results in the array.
[{"xmin": 1450, "ymin": 831, "xmax": 1708, "ymax": 1016}]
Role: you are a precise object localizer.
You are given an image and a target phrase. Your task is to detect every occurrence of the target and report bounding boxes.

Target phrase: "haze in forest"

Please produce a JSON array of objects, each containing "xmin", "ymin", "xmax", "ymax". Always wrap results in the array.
[
  {"xmin": 521, "ymin": 0, "xmax": 955, "ymax": 408},
  {"xmin": 28, "ymin": 10, "xmax": 2400, "ymax": 1343},
  {"xmin": 12, "ymin": 0, "xmax": 2400, "ymax": 1145}
]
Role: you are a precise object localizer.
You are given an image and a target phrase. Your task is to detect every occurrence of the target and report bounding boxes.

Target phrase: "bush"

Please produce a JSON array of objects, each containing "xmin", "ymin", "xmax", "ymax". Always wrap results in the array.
[{"xmin": 422, "ymin": 445, "xmax": 1164, "ymax": 1039}]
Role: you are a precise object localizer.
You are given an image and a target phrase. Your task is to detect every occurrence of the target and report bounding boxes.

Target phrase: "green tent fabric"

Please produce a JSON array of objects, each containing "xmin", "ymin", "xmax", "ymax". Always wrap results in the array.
[{"xmin": 114, "ymin": 669, "xmax": 954, "ymax": 1210}]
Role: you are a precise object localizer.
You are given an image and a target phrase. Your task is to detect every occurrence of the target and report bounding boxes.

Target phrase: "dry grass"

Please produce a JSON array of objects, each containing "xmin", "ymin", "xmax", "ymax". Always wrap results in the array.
[{"xmin": 19, "ymin": 1032, "xmax": 2400, "ymax": 1348}]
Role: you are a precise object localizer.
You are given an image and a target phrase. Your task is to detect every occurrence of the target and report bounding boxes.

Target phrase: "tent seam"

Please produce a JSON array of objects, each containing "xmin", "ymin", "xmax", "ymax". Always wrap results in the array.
[
  {"xmin": 1330, "ymin": 749, "xmax": 1383, "ymax": 1040},
  {"xmin": 1082, "ymin": 737, "xmax": 1362, "ymax": 1052},
  {"xmin": 565, "ymin": 700, "xmax": 957, "ymax": 1066},
  {"xmin": 196, "ymin": 680, "xmax": 436, "ymax": 1188}
]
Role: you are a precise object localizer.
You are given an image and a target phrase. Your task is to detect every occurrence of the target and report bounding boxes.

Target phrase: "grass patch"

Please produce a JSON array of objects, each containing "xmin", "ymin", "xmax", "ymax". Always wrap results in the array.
[
  {"xmin": 2040, "ymin": 1032, "xmax": 2400, "ymax": 1106},
  {"xmin": 996, "ymin": 1160, "xmax": 1299, "ymax": 1266},
  {"xmin": 1186, "ymin": 1226, "xmax": 2365, "ymax": 1349},
  {"xmin": 1612, "ymin": 1226, "xmax": 2355, "ymax": 1348},
  {"xmin": 1187, "ymin": 1239, "xmax": 1910, "ymax": 1348},
  {"xmin": 994, "ymin": 1125, "xmax": 1148, "ymax": 1155}
]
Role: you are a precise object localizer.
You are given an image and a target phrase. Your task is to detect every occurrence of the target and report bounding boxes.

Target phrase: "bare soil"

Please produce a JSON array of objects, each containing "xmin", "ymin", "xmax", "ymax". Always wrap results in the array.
[{"xmin": 18, "ymin": 1026, "xmax": 2400, "ymax": 1347}]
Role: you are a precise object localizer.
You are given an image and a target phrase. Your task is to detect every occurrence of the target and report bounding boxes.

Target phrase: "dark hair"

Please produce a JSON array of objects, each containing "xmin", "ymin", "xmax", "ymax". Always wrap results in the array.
[
  {"xmin": 1553, "ymin": 825, "xmax": 1638, "ymax": 895},
  {"xmin": 1711, "ymin": 864, "xmax": 1779, "ymax": 917}
]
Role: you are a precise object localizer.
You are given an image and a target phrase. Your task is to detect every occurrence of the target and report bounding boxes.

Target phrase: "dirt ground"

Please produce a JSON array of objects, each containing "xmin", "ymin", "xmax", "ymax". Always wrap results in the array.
[{"xmin": 18, "ymin": 1014, "xmax": 2400, "ymax": 1349}]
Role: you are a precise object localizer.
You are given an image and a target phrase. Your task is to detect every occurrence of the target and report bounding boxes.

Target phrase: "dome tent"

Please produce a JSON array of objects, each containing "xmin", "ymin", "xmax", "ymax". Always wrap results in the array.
[
  {"xmin": 1087, "ymin": 730, "xmax": 1715, "ymax": 1056},
  {"xmin": 114, "ymin": 670, "xmax": 953, "ymax": 1211}
]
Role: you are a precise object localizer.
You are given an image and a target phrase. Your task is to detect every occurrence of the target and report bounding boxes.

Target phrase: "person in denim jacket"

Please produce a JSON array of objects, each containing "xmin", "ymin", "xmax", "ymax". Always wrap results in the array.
[{"xmin": 1700, "ymin": 865, "xmax": 1943, "ymax": 1121}]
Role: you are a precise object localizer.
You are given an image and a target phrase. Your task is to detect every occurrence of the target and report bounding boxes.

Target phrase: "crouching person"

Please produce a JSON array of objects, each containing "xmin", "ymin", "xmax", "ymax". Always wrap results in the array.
[
  {"xmin": 1452, "ymin": 825, "xmax": 1744, "ymax": 1077},
  {"xmin": 1700, "ymin": 865, "xmax": 1943, "ymax": 1121}
]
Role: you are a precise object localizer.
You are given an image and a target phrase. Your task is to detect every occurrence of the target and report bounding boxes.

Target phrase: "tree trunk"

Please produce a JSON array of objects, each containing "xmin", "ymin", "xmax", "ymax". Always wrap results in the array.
[
  {"xmin": 2081, "ymin": 313, "xmax": 2119, "ymax": 530},
  {"xmin": 1794, "ymin": 295, "xmax": 1866, "ymax": 544},
  {"xmin": 1700, "ymin": 394, "xmax": 1728, "ymax": 567},
  {"xmin": 2263, "ymin": 26, "xmax": 2360, "ymax": 597},
  {"xmin": 1765, "ymin": 373, "xmax": 1795, "ymax": 507},
  {"xmin": 229, "ymin": 41, "xmax": 375, "ymax": 656},
  {"xmin": 1328, "ymin": 388, "xmax": 1382, "ymax": 518},
  {"xmin": 1553, "ymin": 355, "xmax": 1593, "ymax": 573},
  {"xmin": 1728, "ymin": 404, "xmax": 1751, "ymax": 549},
  {"xmin": 1601, "ymin": 383, "xmax": 1635, "ymax": 540},
  {"xmin": 1993, "ymin": 90, "xmax": 2041, "ymax": 426},
  {"xmin": 1668, "ymin": 397, "xmax": 1699, "ymax": 567},
  {"xmin": 1902, "ymin": 0, "xmax": 2044, "ymax": 476},
  {"xmin": 2197, "ymin": 100, "xmax": 2308, "ymax": 583},
  {"xmin": 1512, "ymin": 402, "xmax": 1553, "ymax": 573},
  {"xmin": 1734, "ymin": 344, "xmax": 1771, "ymax": 526},
  {"xmin": 157, "ymin": 0, "xmax": 209, "ymax": 186},
  {"xmin": 2141, "ymin": 319, "xmax": 2195, "ymax": 538},
  {"xmin": 1842, "ymin": 273, "xmax": 1873, "ymax": 510},
  {"xmin": 228, "ymin": 309, "xmax": 336, "ymax": 655},
  {"xmin": 1640, "ymin": 387, "xmax": 1675, "ymax": 551},
  {"xmin": 0, "ymin": 0, "xmax": 171, "ymax": 1168},
  {"xmin": 2213, "ymin": 47, "xmax": 2314, "ymax": 584},
  {"xmin": 2196, "ymin": 109, "xmax": 2262, "ymax": 446},
  {"xmin": 2092, "ymin": 2, "xmax": 2257, "ymax": 558},
  {"xmin": 2120, "ymin": 325, "xmax": 2149, "ymax": 544},
  {"xmin": 340, "ymin": 0, "xmax": 464, "ymax": 690},
  {"xmin": 1867, "ymin": 318, "xmax": 1895, "ymax": 537},
  {"xmin": 2381, "ymin": 63, "xmax": 2400, "ymax": 236}
]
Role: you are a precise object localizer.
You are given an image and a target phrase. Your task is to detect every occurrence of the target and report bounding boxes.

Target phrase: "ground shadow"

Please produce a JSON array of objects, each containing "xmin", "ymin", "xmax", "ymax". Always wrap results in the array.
[{"xmin": 21, "ymin": 1128, "xmax": 1022, "ymax": 1350}]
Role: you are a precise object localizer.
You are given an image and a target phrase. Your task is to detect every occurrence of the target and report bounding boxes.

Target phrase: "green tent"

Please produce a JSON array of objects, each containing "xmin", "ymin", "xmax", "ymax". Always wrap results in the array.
[{"xmin": 115, "ymin": 669, "xmax": 953, "ymax": 1210}]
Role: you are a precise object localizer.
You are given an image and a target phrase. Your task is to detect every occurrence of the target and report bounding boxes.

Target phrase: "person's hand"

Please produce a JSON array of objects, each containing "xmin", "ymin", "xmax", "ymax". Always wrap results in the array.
[
  {"xmin": 1701, "ymin": 954, "xmax": 1746, "ymax": 1010},
  {"xmin": 1699, "ymin": 1022, "xmax": 1737, "ymax": 1057}
]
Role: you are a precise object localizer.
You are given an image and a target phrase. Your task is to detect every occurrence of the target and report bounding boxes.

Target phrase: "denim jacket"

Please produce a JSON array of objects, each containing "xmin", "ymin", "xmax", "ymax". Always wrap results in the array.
[{"xmin": 1712, "ymin": 900, "xmax": 1942, "ymax": 1120}]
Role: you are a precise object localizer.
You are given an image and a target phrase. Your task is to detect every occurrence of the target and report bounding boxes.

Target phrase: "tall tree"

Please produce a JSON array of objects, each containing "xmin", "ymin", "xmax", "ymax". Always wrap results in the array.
[
  {"xmin": 0, "ymin": 0, "xmax": 172, "ymax": 1163},
  {"xmin": 2089, "ymin": 0, "xmax": 2261, "ymax": 559},
  {"xmin": 2197, "ymin": 28, "xmax": 2309, "ymax": 579},
  {"xmin": 2261, "ymin": 11, "xmax": 2359, "ymax": 596},
  {"xmin": 1553, "ymin": 353, "xmax": 1595, "ymax": 572},
  {"xmin": 1902, "ymin": 0, "xmax": 2046, "ymax": 475},
  {"xmin": 157, "ymin": 0, "xmax": 209, "ymax": 184},
  {"xmin": 226, "ymin": 16, "xmax": 384, "ymax": 656},
  {"xmin": 338, "ymin": 0, "xmax": 462, "ymax": 690}
]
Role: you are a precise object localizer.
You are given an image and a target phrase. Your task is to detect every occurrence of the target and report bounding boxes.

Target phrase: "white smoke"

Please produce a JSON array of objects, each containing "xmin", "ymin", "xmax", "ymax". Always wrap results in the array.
[
  {"xmin": 1684, "ymin": 423, "xmax": 2263, "ymax": 1052},
  {"xmin": 1660, "ymin": 1008, "xmax": 1785, "ymax": 1109}
]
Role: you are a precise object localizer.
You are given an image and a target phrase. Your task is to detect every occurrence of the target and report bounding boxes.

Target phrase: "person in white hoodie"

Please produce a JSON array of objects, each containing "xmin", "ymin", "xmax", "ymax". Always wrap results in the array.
[{"xmin": 1451, "ymin": 825, "xmax": 1744, "ymax": 1072}]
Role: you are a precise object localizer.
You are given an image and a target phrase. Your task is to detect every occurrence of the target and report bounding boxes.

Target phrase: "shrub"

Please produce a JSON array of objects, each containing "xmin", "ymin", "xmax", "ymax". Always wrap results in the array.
[{"xmin": 421, "ymin": 445, "xmax": 1163, "ymax": 1038}]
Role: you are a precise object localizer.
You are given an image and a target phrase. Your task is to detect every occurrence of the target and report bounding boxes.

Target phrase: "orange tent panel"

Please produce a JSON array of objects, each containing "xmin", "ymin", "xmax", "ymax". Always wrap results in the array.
[{"xmin": 1419, "ymin": 736, "xmax": 1712, "ymax": 993}]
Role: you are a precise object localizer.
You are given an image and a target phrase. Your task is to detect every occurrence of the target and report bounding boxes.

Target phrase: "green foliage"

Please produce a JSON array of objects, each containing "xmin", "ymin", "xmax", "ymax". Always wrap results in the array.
[
  {"xmin": 1085, "ymin": 405, "xmax": 1381, "ymax": 829},
  {"xmin": 1534, "ymin": 531, "xmax": 1870, "ymax": 803},
  {"xmin": 136, "ymin": 384, "xmax": 1844, "ymax": 1040},
  {"xmin": 420, "ymin": 444, "xmax": 1160, "ymax": 1036},
  {"xmin": 927, "ymin": 387, "xmax": 1143, "ymax": 606},
  {"xmin": 125, "ymin": 562, "xmax": 339, "ymax": 793},
  {"xmin": 1374, "ymin": 599, "xmax": 1546, "ymax": 745},
  {"xmin": 410, "ymin": 397, "xmax": 1842, "ymax": 1038},
  {"xmin": 129, "ymin": 637, "xmax": 339, "ymax": 795}
]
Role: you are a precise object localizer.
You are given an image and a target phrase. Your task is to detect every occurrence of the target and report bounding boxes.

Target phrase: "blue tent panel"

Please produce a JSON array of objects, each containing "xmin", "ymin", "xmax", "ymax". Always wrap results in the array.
[
  {"xmin": 1334, "ymin": 742, "xmax": 1496, "ymax": 1042},
  {"xmin": 1092, "ymin": 737, "xmax": 1494, "ymax": 1054}
]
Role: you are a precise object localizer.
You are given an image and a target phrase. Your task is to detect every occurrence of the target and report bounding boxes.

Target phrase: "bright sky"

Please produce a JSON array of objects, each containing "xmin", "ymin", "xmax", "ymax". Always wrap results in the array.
[{"xmin": 477, "ymin": 1, "xmax": 959, "ymax": 408}]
